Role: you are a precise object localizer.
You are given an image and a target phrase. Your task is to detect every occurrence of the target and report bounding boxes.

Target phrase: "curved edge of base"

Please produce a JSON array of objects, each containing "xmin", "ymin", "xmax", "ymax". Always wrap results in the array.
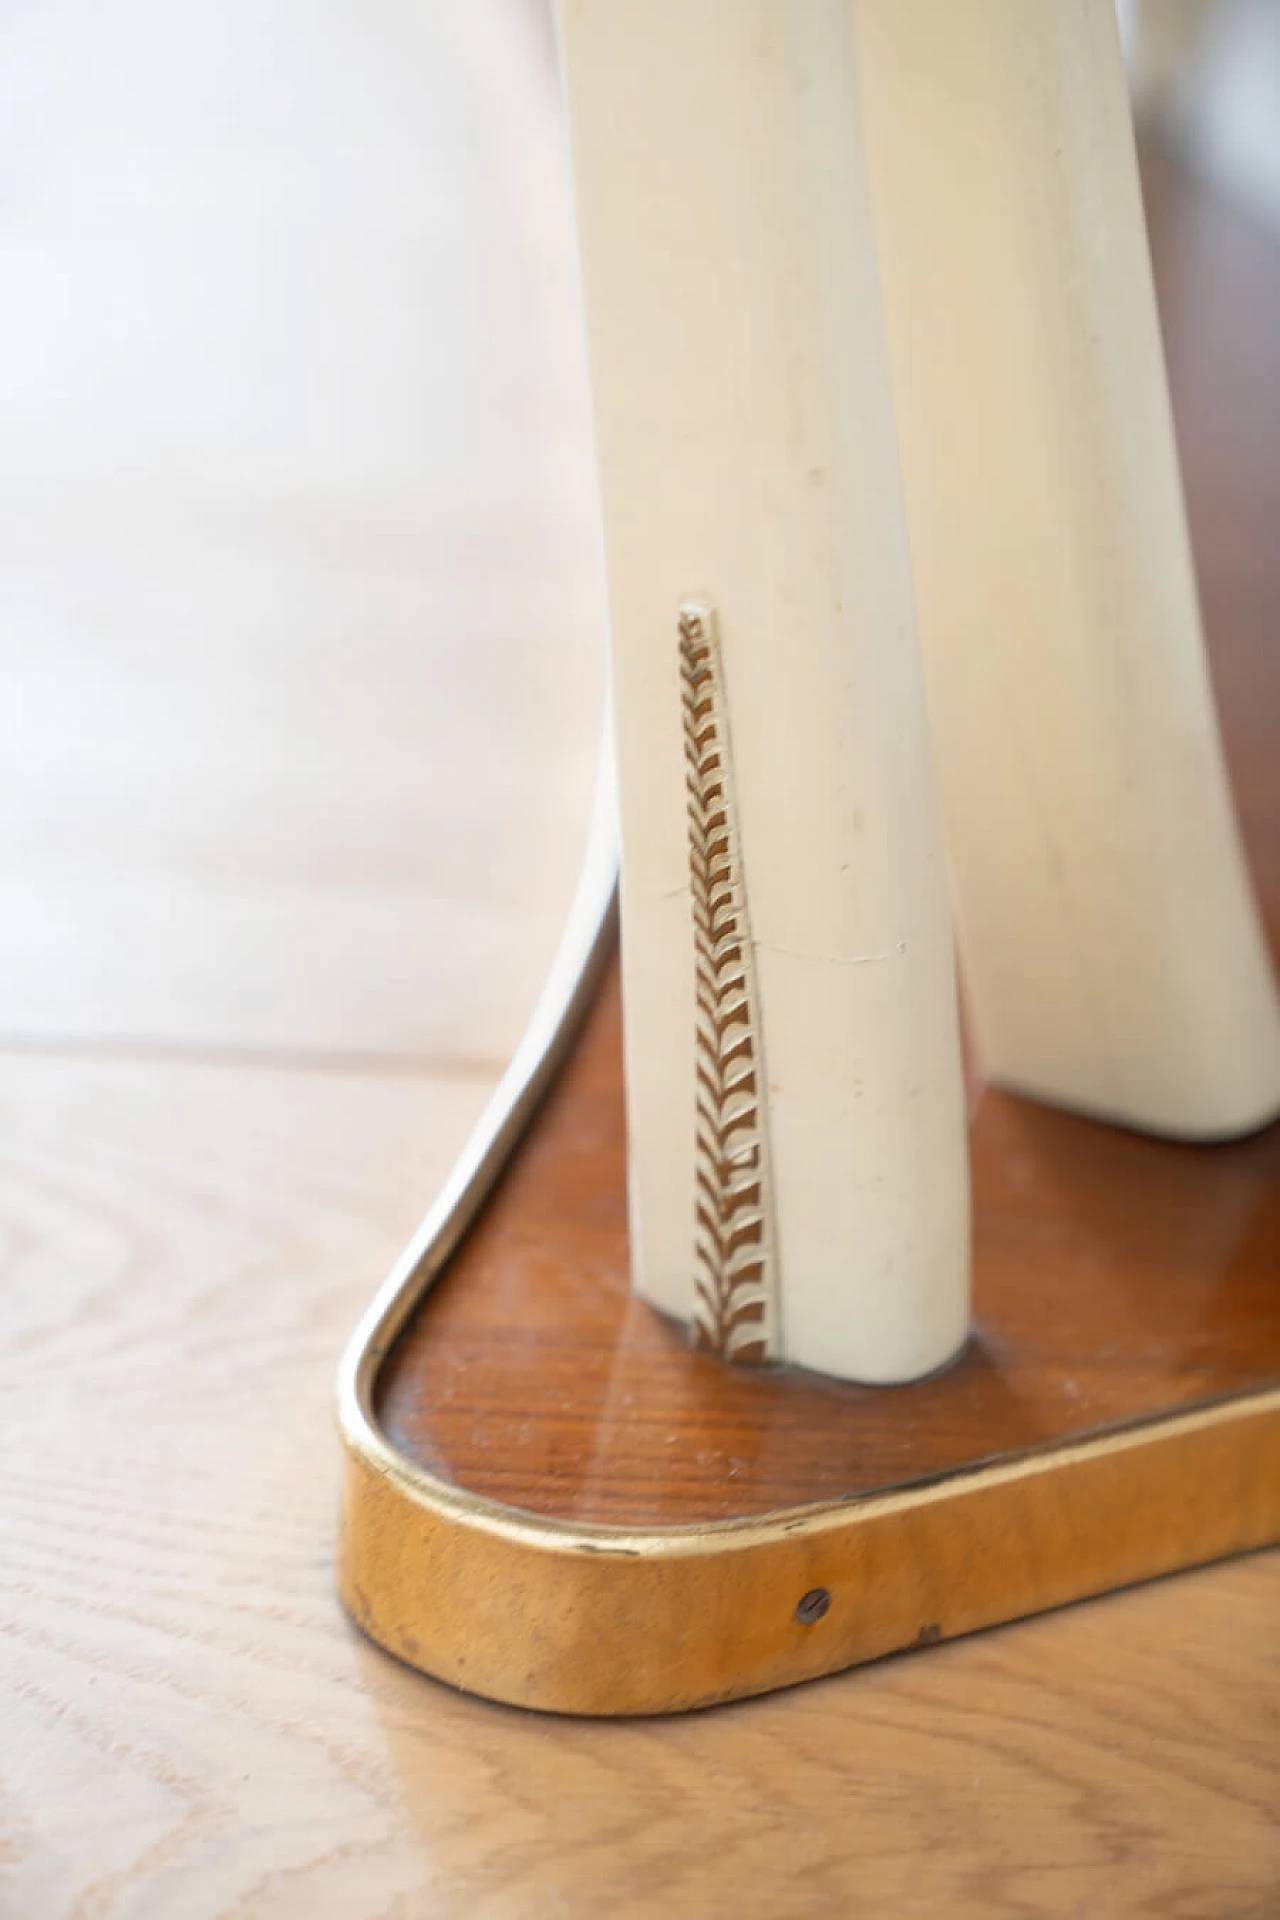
[{"xmin": 337, "ymin": 1386, "xmax": 1280, "ymax": 1717}]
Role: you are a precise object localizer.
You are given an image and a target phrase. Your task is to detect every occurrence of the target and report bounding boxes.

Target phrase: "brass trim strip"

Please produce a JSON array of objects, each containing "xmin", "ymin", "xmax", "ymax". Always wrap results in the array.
[{"xmin": 335, "ymin": 727, "xmax": 621, "ymax": 1471}]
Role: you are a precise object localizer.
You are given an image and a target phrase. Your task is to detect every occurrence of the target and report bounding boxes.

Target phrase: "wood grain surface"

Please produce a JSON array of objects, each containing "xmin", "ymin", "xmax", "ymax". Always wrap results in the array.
[
  {"xmin": 1, "ymin": 12, "xmax": 1278, "ymax": 1913},
  {"xmin": 5, "ymin": 1050, "xmax": 1278, "ymax": 1916}
]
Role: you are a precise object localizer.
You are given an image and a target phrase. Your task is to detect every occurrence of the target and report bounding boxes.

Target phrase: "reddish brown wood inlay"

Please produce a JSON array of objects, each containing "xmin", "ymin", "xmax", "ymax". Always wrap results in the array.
[{"xmin": 375, "ymin": 147, "xmax": 1280, "ymax": 1528}]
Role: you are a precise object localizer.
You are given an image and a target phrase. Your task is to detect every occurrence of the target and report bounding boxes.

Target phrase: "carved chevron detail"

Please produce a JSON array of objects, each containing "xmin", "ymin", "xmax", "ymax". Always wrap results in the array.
[{"xmin": 679, "ymin": 601, "xmax": 777, "ymax": 1365}]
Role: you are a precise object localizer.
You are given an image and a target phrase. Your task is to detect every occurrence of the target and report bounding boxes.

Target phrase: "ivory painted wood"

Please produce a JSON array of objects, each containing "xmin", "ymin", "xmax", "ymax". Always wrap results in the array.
[
  {"xmin": 856, "ymin": 0, "xmax": 1280, "ymax": 1140},
  {"xmin": 557, "ymin": 0, "xmax": 969, "ymax": 1384}
]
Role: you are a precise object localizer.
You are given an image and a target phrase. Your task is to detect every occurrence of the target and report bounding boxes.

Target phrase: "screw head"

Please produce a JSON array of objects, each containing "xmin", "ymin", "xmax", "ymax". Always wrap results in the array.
[{"xmin": 795, "ymin": 1586, "xmax": 830, "ymax": 1625}]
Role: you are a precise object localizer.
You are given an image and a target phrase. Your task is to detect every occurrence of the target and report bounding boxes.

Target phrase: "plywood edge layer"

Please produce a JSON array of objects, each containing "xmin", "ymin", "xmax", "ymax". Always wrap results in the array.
[{"xmin": 337, "ymin": 1384, "xmax": 1280, "ymax": 1715}]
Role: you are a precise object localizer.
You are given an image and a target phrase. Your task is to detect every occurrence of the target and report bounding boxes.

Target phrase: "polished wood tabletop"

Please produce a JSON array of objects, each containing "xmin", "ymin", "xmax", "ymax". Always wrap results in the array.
[
  {"xmin": 1, "ymin": 7, "xmax": 1276, "ymax": 1914},
  {"xmin": 378, "ymin": 945, "xmax": 1280, "ymax": 1524}
]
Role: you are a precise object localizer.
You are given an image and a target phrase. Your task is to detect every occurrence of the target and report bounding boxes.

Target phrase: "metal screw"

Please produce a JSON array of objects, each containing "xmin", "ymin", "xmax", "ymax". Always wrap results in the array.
[{"xmin": 795, "ymin": 1586, "xmax": 830, "ymax": 1625}]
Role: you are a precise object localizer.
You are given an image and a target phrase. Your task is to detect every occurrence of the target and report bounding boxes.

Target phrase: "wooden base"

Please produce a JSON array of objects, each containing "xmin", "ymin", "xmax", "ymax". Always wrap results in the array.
[{"xmin": 337, "ymin": 867, "xmax": 1280, "ymax": 1714}]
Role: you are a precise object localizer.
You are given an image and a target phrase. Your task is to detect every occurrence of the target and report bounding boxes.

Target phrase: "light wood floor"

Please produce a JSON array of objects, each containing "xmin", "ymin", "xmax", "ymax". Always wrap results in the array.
[{"xmin": 2, "ymin": 7, "xmax": 1276, "ymax": 1916}]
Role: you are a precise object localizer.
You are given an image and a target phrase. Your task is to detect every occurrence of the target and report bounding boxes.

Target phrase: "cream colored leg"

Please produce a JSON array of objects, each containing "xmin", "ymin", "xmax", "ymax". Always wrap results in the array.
[
  {"xmin": 556, "ymin": 0, "xmax": 969, "ymax": 1383},
  {"xmin": 858, "ymin": 0, "xmax": 1280, "ymax": 1139}
]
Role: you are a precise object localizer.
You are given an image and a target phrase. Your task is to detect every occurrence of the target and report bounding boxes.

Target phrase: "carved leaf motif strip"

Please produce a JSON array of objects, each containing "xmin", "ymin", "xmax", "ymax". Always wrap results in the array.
[{"xmin": 678, "ymin": 602, "xmax": 778, "ymax": 1364}]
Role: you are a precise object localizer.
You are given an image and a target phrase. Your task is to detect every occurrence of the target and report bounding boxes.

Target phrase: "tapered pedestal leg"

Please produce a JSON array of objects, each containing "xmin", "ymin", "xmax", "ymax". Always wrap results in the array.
[
  {"xmin": 557, "ymin": 0, "xmax": 970, "ymax": 1382},
  {"xmin": 858, "ymin": 0, "xmax": 1280, "ymax": 1138}
]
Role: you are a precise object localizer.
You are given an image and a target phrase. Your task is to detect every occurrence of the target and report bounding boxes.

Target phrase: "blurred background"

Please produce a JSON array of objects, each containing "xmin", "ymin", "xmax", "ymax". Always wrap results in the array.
[
  {"xmin": 0, "ymin": 0, "xmax": 1276, "ymax": 1071},
  {"xmin": 1122, "ymin": 0, "xmax": 1280, "ymax": 234},
  {"xmin": 0, "ymin": 0, "xmax": 606, "ymax": 1072}
]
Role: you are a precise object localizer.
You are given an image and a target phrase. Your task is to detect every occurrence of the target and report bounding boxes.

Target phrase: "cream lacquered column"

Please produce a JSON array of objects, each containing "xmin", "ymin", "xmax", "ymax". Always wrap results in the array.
[
  {"xmin": 556, "ymin": 0, "xmax": 970, "ymax": 1382},
  {"xmin": 856, "ymin": 0, "xmax": 1280, "ymax": 1139}
]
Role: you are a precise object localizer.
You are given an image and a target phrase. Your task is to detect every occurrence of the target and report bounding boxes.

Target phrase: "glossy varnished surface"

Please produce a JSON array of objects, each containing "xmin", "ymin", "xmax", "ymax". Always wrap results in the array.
[
  {"xmin": 377, "ymin": 953, "xmax": 1280, "ymax": 1523},
  {"xmin": 377, "ymin": 140, "xmax": 1280, "ymax": 1528}
]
